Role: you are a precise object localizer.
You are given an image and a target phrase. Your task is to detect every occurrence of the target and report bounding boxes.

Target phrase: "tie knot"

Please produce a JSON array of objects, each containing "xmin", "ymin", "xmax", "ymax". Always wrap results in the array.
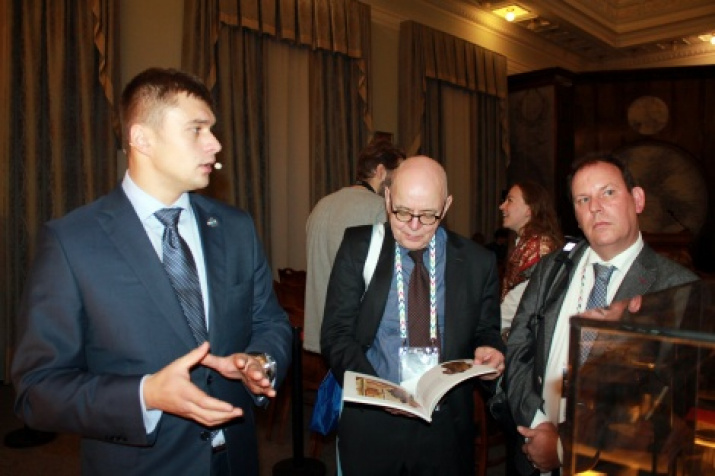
[
  {"xmin": 155, "ymin": 208, "xmax": 183, "ymax": 229},
  {"xmin": 408, "ymin": 249, "xmax": 426, "ymax": 265},
  {"xmin": 593, "ymin": 263, "xmax": 615, "ymax": 283}
]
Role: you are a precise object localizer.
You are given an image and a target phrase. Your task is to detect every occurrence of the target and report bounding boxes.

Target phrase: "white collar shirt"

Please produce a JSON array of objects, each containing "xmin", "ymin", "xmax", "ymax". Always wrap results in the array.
[{"xmin": 531, "ymin": 234, "xmax": 644, "ymax": 473}]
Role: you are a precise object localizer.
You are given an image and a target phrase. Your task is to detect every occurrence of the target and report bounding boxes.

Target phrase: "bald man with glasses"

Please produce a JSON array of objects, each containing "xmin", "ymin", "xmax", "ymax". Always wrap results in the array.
[{"xmin": 321, "ymin": 156, "xmax": 505, "ymax": 475}]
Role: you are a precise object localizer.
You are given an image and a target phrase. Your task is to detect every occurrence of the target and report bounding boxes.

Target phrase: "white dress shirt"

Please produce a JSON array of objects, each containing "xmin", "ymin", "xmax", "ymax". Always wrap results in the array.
[
  {"xmin": 121, "ymin": 173, "xmax": 223, "ymax": 445},
  {"xmin": 531, "ymin": 235, "xmax": 644, "ymax": 473}
]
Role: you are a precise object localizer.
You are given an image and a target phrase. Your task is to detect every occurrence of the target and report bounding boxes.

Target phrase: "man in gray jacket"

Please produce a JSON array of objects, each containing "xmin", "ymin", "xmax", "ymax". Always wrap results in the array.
[
  {"xmin": 304, "ymin": 140, "xmax": 404, "ymax": 353},
  {"xmin": 504, "ymin": 155, "xmax": 698, "ymax": 475}
]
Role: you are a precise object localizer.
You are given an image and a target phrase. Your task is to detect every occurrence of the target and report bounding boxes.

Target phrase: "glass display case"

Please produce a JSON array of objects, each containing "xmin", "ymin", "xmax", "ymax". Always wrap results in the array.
[{"xmin": 563, "ymin": 280, "xmax": 715, "ymax": 476}]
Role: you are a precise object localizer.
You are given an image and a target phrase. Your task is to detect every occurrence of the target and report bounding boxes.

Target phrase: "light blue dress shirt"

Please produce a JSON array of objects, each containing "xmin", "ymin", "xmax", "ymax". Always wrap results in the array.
[
  {"xmin": 366, "ymin": 227, "xmax": 447, "ymax": 384},
  {"xmin": 121, "ymin": 173, "xmax": 222, "ymax": 443}
]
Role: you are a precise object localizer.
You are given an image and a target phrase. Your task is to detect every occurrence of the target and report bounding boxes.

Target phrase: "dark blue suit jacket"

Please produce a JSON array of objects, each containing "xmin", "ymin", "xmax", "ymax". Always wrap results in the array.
[{"xmin": 12, "ymin": 186, "xmax": 292, "ymax": 476}]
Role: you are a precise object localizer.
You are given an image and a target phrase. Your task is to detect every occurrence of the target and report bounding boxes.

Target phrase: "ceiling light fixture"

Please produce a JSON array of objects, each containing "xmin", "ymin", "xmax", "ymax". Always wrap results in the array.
[
  {"xmin": 697, "ymin": 33, "xmax": 715, "ymax": 44},
  {"xmin": 491, "ymin": 4, "xmax": 533, "ymax": 23}
]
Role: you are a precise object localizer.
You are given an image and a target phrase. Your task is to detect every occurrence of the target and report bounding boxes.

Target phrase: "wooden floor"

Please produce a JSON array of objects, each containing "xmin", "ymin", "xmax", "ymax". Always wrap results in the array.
[
  {"xmin": 0, "ymin": 382, "xmax": 336, "ymax": 476},
  {"xmin": 1, "ymin": 382, "xmax": 507, "ymax": 475}
]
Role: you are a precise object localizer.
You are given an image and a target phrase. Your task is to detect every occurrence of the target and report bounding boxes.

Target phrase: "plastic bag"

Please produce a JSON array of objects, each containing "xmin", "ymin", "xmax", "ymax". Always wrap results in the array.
[{"xmin": 309, "ymin": 370, "xmax": 342, "ymax": 435}]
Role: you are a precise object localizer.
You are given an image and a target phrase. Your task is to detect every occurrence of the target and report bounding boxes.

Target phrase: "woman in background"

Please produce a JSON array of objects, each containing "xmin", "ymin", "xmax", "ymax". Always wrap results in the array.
[{"xmin": 498, "ymin": 181, "xmax": 563, "ymax": 338}]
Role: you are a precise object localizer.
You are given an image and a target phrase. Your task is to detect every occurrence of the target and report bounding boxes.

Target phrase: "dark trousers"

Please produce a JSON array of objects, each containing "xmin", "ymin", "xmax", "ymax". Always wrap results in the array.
[
  {"xmin": 338, "ymin": 403, "xmax": 473, "ymax": 476},
  {"xmin": 211, "ymin": 447, "xmax": 229, "ymax": 476}
]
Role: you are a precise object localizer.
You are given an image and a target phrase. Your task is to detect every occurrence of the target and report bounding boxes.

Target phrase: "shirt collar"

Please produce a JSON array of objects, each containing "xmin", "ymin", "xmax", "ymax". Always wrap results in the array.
[
  {"xmin": 588, "ymin": 233, "xmax": 644, "ymax": 271},
  {"xmin": 397, "ymin": 226, "xmax": 447, "ymax": 256},
  {"xmin": 122, "ymin": 172, "xmax": 192, "ymax": 221}
]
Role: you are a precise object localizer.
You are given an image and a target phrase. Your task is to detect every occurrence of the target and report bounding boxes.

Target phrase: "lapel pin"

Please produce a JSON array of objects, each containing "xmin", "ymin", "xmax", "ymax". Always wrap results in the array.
[{"xmin": 207, "ymin": 217, "xmax": 218, "ymax": 227}]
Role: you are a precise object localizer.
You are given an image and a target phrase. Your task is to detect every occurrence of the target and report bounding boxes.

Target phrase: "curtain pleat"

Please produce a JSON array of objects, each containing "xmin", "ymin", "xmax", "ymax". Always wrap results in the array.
[
  {"xmin": 308, "ymin": 51, "xmax": 368, "ymax": 204},
  {"xmin": 2, "ymin": 0, "xmax": 119, "ymax": 380},
  {"xmin": 209, "ymin": 26, "xmax": 270, "ymax": 243},
  {"xmin": 266, "ymin": 39, "xmax": 310, "ymax": 272},
  {"xmin": 213, "ymin": 0, "xmax": 363, "ymax": 57},
  {"xmin": 400, "ymin": 20, "xmax": 508, "ymax": 242},
  {"xmin": 183, "ymin": 0, "xmax": 220, "ymax": 89},
  {"xmin": 183, "ymin": 0, "xmax": 372, "ymax": 261},
  {"xmin": 92, "ymin": 0, "xmax": 120, "ymax": 133},
  {"xmin": 473, "ymin": 92, "xmax": 506, "ymax": 240},
  {"xmin": 0, "ymin": 0, "xmax": 12, "ymax": 382},
  {"xmin": 398, "ymin": 20, "xmax": 508, "ymax": 155}
]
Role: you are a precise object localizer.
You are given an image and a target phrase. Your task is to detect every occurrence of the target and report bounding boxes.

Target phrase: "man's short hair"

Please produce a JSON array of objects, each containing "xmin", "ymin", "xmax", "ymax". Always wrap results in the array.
[
  {"xmin": 120, "ymin": 68, "xmax": 214, "ymax": 150},
  {"xmin": 567, "ymin": 154, "xmax": 638, "ymax": 201},
  {"xmin": 355, "ymin": 140, "xmax": 406, "ymax": 181}
]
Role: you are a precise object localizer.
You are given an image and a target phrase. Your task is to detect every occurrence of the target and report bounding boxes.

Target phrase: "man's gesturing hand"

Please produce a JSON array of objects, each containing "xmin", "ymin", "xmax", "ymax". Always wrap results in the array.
[{"xmin": 144, "ymin": 342, "xmax": 243, "ymax": 427}]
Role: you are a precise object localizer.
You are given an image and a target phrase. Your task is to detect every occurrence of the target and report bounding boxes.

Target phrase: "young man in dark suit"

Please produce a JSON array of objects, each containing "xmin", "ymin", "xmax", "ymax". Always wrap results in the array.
[{"xmin": 12, "ymin": 68, "xmax": 292, "ymax": 476}]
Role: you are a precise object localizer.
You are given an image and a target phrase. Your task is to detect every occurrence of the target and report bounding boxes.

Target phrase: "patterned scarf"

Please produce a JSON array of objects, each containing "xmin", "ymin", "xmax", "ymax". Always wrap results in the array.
[{"xmin": 501, "ymin": 234, "xmax": 557, "ymax": 301}]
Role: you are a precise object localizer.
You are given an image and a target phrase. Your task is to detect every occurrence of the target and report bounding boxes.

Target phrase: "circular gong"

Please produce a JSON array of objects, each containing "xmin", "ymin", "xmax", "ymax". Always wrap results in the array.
[
  {"xmin": 627, "ymin": 96, "xmax": 669, "ymax": 135},
  {"xmin": 615, "ymin": 142, "xmax": 707, "ymax": 235}
]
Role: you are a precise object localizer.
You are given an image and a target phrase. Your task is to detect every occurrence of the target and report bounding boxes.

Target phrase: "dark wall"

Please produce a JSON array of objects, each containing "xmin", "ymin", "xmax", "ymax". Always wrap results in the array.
[{"xmin": 508, "ymin": 66, "xmax": 715, "ymax": 272}]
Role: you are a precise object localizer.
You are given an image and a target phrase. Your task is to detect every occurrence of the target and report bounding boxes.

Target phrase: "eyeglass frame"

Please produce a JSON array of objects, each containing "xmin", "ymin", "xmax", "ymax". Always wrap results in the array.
[{"xmin": 389, "ymin": 205, "xmax": 445, "ymax": 226}]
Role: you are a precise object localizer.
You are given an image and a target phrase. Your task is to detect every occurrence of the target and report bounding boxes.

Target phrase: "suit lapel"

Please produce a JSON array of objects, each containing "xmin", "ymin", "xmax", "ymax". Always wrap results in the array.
[
  {"xmin": 190, "ymin": 197, "xmax": 226, "ymax": 343},
  {"xmin": 539, "ymin": 242, "xmax": 588, "ymax": 376},
  {"xmin": 614, "ymin": 245, "xmax": 658, "ymax": 300},
  {"xmin": 357, "ymin": 226, "xmax": 394, "ymax": 346},
  {"xmin": 443, "ymin": 230, "xmax": 464, "ymax": 360},
  {"xmin": 538, "ymin": 243, "xmax": 656, "ymax": 377},
  {"xmin": 97, "ymin": 188, "xmax": 197, "ymax": 348}
]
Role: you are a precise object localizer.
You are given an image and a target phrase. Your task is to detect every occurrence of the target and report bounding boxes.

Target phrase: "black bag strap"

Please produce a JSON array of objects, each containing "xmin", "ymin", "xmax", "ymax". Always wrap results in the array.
[{"xmin": 527, "ymin": 238, "xmax": 581, "ymax": 394}]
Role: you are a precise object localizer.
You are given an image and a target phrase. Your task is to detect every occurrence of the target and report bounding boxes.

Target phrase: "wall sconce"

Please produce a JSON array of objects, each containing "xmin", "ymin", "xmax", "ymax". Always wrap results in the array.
[{"xmin": 505, "ymin": 8, "xmax": 515, "ymax": 22}]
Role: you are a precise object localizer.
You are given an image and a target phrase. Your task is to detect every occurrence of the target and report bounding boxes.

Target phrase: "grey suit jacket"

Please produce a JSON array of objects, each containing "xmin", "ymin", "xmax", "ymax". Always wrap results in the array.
[
  {"xmin": 504, "ymin": 240, "xmax": 699, "ymax": 475},
  {"xmin": 12, "ymin": 186, "xmax": 292, "ymax": 476}
]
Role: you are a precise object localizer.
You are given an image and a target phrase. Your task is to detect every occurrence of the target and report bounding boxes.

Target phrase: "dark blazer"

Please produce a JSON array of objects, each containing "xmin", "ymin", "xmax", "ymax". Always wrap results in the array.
[
  {"xmin": 12, "ymin": 187, "xmax": 292, "ymax": 476},
  {"xmin": 504, "ymin": 240, "xmax": 699, "ymax": 476},
  {"xmin": 321, "ymin": 224, "xmax": 504, "ymax": 474}
]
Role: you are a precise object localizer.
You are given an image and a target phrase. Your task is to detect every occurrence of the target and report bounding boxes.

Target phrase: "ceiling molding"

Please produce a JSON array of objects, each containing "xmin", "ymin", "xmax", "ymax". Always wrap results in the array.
[
  {"xmin": 597, "ymin": 43, "xmax": 715, "ymax": 70},
  {"xmin": 454, "ymin": 0, "xmax": 715, "ymax": 69},
  {"xmin": 363, "ymin": 0, "xmax": 715, "ymax": 74},
  {"xmin": 369, "ymin": 4, "xmax": 404, "ymax": 31},
  {"xmin": 421, "ymin": 0, "xmax": 585, "ymax": 71}
]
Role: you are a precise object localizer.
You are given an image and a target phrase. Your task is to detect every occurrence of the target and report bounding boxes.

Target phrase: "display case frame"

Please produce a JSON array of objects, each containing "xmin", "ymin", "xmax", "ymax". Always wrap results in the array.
[{"xmin": 563, "ymin": 281, "xmax": 715, "ymax": 476}]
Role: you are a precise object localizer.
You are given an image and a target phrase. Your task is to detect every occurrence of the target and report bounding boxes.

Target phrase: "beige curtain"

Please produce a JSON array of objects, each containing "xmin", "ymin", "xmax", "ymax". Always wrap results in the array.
[
  {"xmin": 182, "ymin": 0, "xmax": 372, "ymax": 260},
  {"xmin": 211, "ymin": 26, "xmax": 271, "ymax": 240},
  {"xmin": 266, "ymin": 40, "xmax": 310, "ymax": 273},
  {"xmin": 1, "ymin": 0, "xmax": 120, "ymax": 380},
  {"xmin": 399, "ymin": 21, "xmax": 508, "ymax": 241}
]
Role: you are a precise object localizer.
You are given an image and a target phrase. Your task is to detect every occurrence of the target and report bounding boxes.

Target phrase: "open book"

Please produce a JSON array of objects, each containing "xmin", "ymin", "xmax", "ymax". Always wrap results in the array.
[{"xmin": 342, "ymin": 360, "xmax": 497, "ymax": 422}]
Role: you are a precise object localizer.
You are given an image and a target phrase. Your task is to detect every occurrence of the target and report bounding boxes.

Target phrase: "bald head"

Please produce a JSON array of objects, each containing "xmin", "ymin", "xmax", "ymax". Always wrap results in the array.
[
  {"xmin": 390, "ymin": 156, "xmax": 449, "ymax": 201},
  {"xmin": 386, "ymin": 156, "xmax": 452, "ymax": 250}
]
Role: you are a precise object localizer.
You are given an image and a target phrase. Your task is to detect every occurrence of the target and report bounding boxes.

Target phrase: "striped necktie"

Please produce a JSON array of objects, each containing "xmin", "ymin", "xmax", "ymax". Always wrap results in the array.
[
  {"xmin": 580, "ymin": 263, "xmax": 615, "ymax": 363},
  {"xmin": 155, "ymin": 208, "xmax": 208, "ymax": 344}
]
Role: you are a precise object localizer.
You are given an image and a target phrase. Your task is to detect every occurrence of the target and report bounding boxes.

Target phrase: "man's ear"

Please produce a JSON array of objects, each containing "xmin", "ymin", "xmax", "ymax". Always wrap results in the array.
[
  {"xmin": 375, "ymin": 163, "xmax": 387, "ymax": 182},
  {"xmin": 632, "ymin": 186, "xmax": 646, "ymax": 214},
  {"xmin": 129, "ymin": 124, "xmax": 153, "ymax": 156},
  {"xmin": 442, "ymin": 195, "xmax": 454, "ymax": 217}
]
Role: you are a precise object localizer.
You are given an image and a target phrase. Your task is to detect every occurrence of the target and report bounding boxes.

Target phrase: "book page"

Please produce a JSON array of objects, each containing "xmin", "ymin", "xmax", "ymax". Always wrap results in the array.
[
  {"xmin": 342, "ymin": 360, "xmax": 497, "ymax": 422},
  {"xmin": 342, "ymin": 371, "xmax": 430, "ymax": 420},
  {"xmin": 414, "ymin": 360, "xmax": 497, "ymax": 415}
]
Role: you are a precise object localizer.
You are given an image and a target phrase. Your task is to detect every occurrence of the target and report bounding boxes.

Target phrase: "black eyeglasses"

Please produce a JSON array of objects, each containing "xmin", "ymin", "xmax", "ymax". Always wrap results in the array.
[{"xmin": 390, "ymin": 208, "xmax": 443, "ymax": 226}]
